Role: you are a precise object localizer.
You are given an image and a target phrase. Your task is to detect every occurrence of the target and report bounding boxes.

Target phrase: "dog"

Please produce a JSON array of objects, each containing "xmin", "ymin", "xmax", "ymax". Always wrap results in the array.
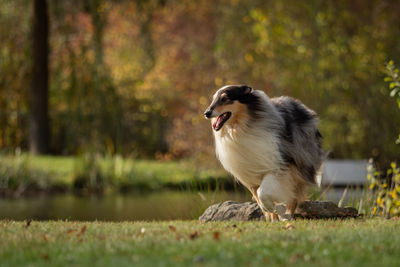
[{"xmin": 204, "ymin": 85, "xmax": 325, "ymax": 221}]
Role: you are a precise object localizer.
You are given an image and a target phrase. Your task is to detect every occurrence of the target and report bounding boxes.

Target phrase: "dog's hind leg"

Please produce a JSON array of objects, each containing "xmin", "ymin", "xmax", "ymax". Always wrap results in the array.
[
  {"xmin": 275, "ymin": 199, "xmax": 297, "ymax": 221},
  {"xmin": 286, "ymin": 199, "xmax": 297, "ymax": 218}
]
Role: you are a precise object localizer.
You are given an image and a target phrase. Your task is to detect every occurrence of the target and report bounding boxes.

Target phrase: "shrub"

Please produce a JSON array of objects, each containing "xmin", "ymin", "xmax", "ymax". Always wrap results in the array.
[
  {"xmin": 368, "ymin": 162, "xmax": 400, "ymax": 217},
  {"xmin": 367, "ymin": 61, "xmax": 400, "ymax": 218}
]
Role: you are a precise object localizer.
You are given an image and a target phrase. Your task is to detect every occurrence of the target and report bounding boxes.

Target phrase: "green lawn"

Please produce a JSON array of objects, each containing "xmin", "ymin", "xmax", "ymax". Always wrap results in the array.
[{"xmin": 0, "ymin": 219, "xmax": 399, "ymax": 266}]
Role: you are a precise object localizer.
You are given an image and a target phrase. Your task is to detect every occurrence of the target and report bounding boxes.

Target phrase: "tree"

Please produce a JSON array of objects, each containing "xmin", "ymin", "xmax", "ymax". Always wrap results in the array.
[{"xmin": 29, "ymin": 0, "xmax": 50, "ymax": 154}]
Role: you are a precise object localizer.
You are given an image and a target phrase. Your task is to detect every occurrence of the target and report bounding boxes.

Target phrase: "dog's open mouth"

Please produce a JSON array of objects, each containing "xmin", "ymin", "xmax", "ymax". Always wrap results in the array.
[{"xmin": 212, "ymin": 112, "xmax": 232, "ymax": 131}]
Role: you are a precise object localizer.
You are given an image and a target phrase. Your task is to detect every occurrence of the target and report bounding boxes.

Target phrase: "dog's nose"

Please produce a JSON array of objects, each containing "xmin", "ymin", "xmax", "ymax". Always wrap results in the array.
[{"xmin": 204, "ymin": 110, "xmax": 212, "ymax": 118}]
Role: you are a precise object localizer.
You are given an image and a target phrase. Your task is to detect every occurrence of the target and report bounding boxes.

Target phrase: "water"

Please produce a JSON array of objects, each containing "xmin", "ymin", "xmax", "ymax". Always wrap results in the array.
[
  {"xmin": 0, "ymin": 191, "xmax": 251, "ymax": 221},
  {"xmin": 0, "ymin": 187, "xmax": 365, "ymax": 221}
]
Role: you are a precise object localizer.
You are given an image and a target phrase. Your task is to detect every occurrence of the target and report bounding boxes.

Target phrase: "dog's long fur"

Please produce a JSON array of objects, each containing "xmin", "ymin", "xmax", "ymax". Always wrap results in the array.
[{"xmin": 204, "ymin": 85, "xmax": 325, "ymax": 220}]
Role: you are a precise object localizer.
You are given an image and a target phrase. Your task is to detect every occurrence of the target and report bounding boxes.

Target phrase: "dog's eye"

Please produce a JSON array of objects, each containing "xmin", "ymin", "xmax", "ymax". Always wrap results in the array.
[{"xmin": 220, "ymin": 96, "xmax": 229, "ymax": 103}]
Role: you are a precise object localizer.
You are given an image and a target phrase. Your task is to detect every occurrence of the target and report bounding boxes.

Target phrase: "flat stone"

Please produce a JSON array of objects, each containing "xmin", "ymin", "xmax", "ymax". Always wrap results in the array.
[
  {"xmin": 297, "ymin": 200, "xmax": 359, "ymax": 219},
  {"xmin": 199, "ymin": 201, "xmax": 264, "ymax": 222},
  {"xmin": 199, "ymin": 200, "xmax": 359, "ymax": 222}
]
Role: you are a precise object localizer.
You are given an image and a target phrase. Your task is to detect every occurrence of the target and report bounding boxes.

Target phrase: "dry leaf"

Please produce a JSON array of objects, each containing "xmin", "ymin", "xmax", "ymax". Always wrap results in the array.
[
  {"xmin": 189, "ymin": 231, "xmax": 199, "ymax": 240},
  {"xmin": 80, "ymin": 225, "xmax": 87, "ymax": 235},
  {"xmin": 285, "ymin": 223, "xmax": 295, "ymax": 230},
  {"xmin": 25, "ymin": 219, "xmax": 32, "ymax": 228},
  {"xmin": 66, "ymin": 229, "xmax": 75, "ymax": 234},
  {"xmin": 169, "ymin": 225, "xmax": 176, "ymax": 232},
  {"xmin": 213, "ymin": 231, "xmax": 220, "ymax": 241},
  {"xmin": 289, "ymin": 253, "xmax": 303, "ymax": 263}
]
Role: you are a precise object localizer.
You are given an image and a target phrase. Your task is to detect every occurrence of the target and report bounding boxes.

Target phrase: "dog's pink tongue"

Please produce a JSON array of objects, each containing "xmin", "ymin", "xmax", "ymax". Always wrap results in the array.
[{"xmin": 212, "ymin": 116, "xmax": 223, "ymax": 130}]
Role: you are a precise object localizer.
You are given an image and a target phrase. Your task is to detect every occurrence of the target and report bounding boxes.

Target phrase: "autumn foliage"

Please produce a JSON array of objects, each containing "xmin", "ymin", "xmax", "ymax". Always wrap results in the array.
[{"xmin": 1, "ymin": 0, "xmax": 400, "ymax": 164}]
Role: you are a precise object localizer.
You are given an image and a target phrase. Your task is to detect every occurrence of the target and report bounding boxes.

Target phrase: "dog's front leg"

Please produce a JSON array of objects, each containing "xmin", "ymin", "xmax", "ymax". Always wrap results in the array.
[
  {"xmin": 248, "ymin": 186, "xmax": 274, "ymax": 222},
  {"xmin": 257, "ymin": 173, "xmax": 294, "ymax": 222}
]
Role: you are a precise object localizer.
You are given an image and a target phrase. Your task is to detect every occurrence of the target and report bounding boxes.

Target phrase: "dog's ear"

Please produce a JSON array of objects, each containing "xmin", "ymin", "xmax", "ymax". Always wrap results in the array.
[
  {"xmin": 235, "ymin": 85, "xmax": 255, "ymax": 104},
  {"xmin": 224, "ymin": 85, "xmax": 253, "ymax": 101},
  {"xmin": 241, "ymin": 85, "xmax": 253, "ymax": 95}
]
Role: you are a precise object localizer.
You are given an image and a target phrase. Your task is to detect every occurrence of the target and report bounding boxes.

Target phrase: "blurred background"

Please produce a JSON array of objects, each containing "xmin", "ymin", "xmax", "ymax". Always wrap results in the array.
[{"xmin": 0, "ymin": 0, "xmax": 400, "ymax": 220}]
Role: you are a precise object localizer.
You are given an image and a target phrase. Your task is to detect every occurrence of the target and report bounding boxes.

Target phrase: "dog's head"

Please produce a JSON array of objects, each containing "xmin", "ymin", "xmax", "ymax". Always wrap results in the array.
[{"xmin": 204, "ymin": 85, "xmax": 254, "ymax": 131}]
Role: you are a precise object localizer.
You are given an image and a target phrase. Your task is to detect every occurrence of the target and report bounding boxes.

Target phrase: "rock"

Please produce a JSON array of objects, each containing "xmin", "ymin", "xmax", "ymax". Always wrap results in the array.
[
  {"xmin": 198, "ymin": 200, "xmax": 265, "ymax": 222},
  {"xmin": 297, "ymin": 201, "xmax": 359, "ymax": 219},
  {"xmin": 199, "ymin": 200, "xmax": 359, "ymax": 222}
]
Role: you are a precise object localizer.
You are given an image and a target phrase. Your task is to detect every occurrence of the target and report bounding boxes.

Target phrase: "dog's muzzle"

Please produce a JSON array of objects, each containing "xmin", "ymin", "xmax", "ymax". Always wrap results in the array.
[{"xmin": 204, "ymin": 109, "xmax": 213, "ymax": 119}]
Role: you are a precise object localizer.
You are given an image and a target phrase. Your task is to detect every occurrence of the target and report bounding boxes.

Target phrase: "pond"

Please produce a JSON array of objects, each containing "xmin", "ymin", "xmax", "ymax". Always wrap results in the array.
[
  {"xmin": 0, "ymin": 191, "xmax": 251, "ymax": 221},
  {"xmin": 0, "ymin": 187, "xmax": 363, "ymax": 221}
]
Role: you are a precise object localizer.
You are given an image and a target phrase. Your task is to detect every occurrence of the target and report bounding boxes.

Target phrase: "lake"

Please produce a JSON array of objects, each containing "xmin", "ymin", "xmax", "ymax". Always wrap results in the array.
[
  {"xmin": 0, "ymin": 187, "xmax": 365, "ymax": 221},
  {"xmin": 0, "ymin": 191, "xmax": 251, "ymax": 221}
]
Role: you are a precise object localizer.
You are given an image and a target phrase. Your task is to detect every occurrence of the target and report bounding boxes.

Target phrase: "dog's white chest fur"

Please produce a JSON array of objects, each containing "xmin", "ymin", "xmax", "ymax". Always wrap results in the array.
[{"xmin": 214, "ymin": 126, "xmax": 282, "ymax": 188}]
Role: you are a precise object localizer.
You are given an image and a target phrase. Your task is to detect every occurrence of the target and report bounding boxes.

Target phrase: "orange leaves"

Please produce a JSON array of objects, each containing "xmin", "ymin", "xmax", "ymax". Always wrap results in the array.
[
  {"xmin": 64, "ymin": 225, "xmax": 87, "ymax": 238},
  {"xmin": 213, "ymin": 231, "xmax": 220, "ymax": 241},
  {"xmin": 66, "ymin": 229, "xmax": 75, "ymax": 234},
  {"xmin": 79, "ymin": 225, "xmax": 87, "ymax": 235},
  {"xmin": 167, "ymin": 225, "xmax": 221, "ymax": 241},
  {"xmin": 189, "ymin": 231, "xmax": 199, "ymax": 240},
  {"xmin": 285, "ymin": 223, "xmax": 295, "ymax": 230}
]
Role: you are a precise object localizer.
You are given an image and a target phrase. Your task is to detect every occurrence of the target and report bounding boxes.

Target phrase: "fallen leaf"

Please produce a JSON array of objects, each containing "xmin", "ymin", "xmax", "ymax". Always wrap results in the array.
[
  {"xmin": 25, "ymin": 219, "xmax": 32, "ymax": 228},
  {"xmin": 289, "ymin": 253, "xmax": 303, "ymax": 263},
  {"xmin": 169, "ymin": 225, "xmax": 176, "ymax": 232},
  {"xmin": 80, "ymin": 225, "xmax": 87, "ymax": 235},
  {"xmin": 43, "ymin": 235, "xmax": 48, "ymax": 242},
  {"xmin": 189, "ymin": 231, "xmax": 199, "ymax": 240},
  {"xmin": 213, "ymin": 231, "xmax": 220, "ymax": 241},
  {"xmin": 42, "ymin": 254, "xmax": 49, "ymax": 260},
  {"xmin": 66, "ymin": 229, "xmax": 75, "ymax": 234},
  {"xmin": 285, "ymin": 223, "xmax": 295, "ymax": 230}
]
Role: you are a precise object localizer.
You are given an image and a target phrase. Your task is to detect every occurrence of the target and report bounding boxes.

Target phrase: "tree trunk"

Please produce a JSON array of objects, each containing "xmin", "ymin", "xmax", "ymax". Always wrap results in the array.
[{"xmin": 29, "ymin": 0, "xmax": 50, "ymax": 154}]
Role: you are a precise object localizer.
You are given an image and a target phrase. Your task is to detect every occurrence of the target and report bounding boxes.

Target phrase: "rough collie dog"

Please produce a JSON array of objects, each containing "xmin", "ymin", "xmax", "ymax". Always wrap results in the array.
[{"xmin": 204, "ymin": 85, "xmax": 325, "ymax": 221}]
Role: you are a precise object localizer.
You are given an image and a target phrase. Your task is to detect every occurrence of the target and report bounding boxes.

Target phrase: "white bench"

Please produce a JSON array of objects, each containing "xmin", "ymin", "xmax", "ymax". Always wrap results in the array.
[{"xmin": 318, "ymin": 159, "xmax": 368, "ymax": 187}]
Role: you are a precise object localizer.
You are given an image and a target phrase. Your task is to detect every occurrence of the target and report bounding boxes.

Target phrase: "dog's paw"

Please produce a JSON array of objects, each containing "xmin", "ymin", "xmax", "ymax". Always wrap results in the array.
[
  {"xmin": 275, "ymin": 204, "xmax": 293, "ymax": 221},
  {"xmin": 275, "ymin": 204, "xmax": 286, "ymax": 215},
  {"xmin": 278, "ymin": 214, "xmax": 293, "ymax": 221}
]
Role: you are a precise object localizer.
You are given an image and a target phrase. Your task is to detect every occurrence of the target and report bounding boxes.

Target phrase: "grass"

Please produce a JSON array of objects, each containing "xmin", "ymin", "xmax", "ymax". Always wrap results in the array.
[
  {"xmin": 0, "ymin": 218, "xmax": 399, "ymax": 266},
  {"xmin": 0, "ymin": 154, "xmax": 232, "ymax": 196}
]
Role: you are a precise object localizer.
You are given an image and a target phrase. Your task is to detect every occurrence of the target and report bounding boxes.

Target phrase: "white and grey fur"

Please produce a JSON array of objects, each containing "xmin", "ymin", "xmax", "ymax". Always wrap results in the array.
[{"xmin": 204, "ymin": 85, "xmax": 325, "ymax": 220}]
